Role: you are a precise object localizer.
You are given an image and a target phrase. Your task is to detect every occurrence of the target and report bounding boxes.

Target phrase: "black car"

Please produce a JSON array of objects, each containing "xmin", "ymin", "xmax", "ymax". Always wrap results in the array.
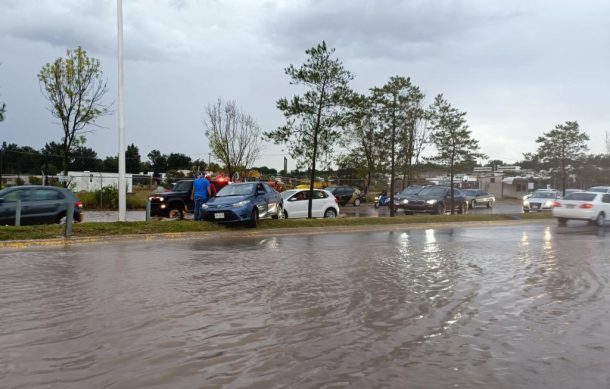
[
  {"xmin": 403, "ymin": 186, "xmax": 468, "ymax": 215},
  {"xmin": 325, "ymin": 185, "xmax": 363, "ymax": 206},
  {"xmin": 391, "ymin": 185, "xmax": 426, "ymax": 210},
  {"xmin": 148, "ymin": 180, "xmax": 195, "ymax": 219},
  {"xmin": 0, "ymin": 185, "xmax": 83, "ymax": 225}
]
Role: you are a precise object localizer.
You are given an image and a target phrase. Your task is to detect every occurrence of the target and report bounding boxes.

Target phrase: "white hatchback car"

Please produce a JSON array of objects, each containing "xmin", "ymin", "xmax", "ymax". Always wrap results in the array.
[
  {"xmin": 552, "ymin": 191, "xmax": 610, "ymax": 226},
  {"xmin": 281, "ymin": 189, "xmax": 340, "ymax": 219}
]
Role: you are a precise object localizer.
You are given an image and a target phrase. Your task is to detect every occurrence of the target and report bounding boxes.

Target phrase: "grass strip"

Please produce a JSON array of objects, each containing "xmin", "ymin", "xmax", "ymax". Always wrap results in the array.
[{"xmin": 0, "ymin": 212, "xmax": 552, "ymax": 242}]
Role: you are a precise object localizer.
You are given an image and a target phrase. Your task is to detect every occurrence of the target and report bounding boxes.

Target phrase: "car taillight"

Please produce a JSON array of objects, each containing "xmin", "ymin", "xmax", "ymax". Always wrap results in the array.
[
  {"xmin": 580, "ymin": 203, "xmax": 594, "ymax": 209},
  {"xmin": 552, "ymin": 201, "xmax": 561, "ymax": 207},
  {"xmin": 75, "ymin": 201, "xmax": 83, "ymax": 209}
]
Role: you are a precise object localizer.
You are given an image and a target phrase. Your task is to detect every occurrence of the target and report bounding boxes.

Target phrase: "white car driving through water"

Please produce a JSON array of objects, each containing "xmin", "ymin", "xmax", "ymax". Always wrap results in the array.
[{"xmin": 552, "ymin": 191, "xmax": 610, "ymax": 226}]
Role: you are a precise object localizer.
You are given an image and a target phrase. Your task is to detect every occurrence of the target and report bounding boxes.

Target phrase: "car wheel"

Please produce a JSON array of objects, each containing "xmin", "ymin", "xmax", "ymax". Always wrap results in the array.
[
  {"xmin": 283, "ymin": 210, "xmax": 289, "ymax": 219},
  {"xmin": 249, "ymin": 208, "xmax": 259, "ymax": 228},
  {"xmin": 460, "ymin": 202, "xmax": 468, "ymax": 214},
  {"xmin": 470, "ymin": 200, "xmax": 476, "ymax": 209},
  {"xmin": 354, "ymin": 198, "xmax": 361, "ymax": 207},
  {"xmin": 273, "ymin": 204, "xmax": 284, "ymax": 219},
  {"xmin": 324, "ymin": 208, "xmax": 337, "ymax": 218},
  {"xmin": 596, "ymin": 213, "xmax": 605, "ymax": 227},
  {"xmin": 56, "ymin": 212, "xmax": 67, "ymax": 224},
  {"xmin": 435, "ymin": 204, "xmax": 445, "ymax": 215},
  {"xmin": 487, "ymin": 201, "xmax": 492, "ymax": 208},
  {"xmin": 374, "ymin": 202, "xmax": 379, "ymax": 209},
  {"xmin": 168, "ymin": 207, "xmax": 184, "ymax": 220},
  {"xmin": 557, "ymin": 217, "xmax": 568, "ymax": 226}
]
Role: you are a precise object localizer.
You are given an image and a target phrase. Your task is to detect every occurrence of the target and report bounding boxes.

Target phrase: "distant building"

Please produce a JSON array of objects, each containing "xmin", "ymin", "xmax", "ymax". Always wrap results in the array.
[{"xmin": 61, "ymin": 171, "xmax": 134, "ymax": 193}]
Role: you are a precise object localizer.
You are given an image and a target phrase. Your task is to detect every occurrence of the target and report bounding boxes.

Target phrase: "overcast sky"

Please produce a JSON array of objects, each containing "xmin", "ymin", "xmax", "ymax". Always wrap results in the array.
[{"xmin": 1, "ymin": 0, "xmax": 609, "ymax": 171}]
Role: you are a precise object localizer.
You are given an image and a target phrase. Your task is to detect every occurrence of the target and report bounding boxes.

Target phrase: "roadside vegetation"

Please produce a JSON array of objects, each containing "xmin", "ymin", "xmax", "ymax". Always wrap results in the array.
[{"xmin": 0, "ymin": 212, "xmax": 552, "ymax": 242}]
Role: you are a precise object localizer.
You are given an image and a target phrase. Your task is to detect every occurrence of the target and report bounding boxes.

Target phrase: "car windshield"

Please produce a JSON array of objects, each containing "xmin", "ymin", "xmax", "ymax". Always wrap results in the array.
[
  {"xmin": 565, "ymin": 193, "xmax": 597, "ymax": 201},
  {"xmin": 399, "ymin": 186, "xmax": 423, "ymax": 196},
  {"xmin": 531, "ymin": 192, "xmax": 557, "ymax": 199},
  {"xmin": 463, "ymin": 189, "xmax": 478, "ymax": 196},
  {"xmin": 418, "ymin": 187, "xmax": 447, "ymax": 196},
  {"xmin": 281, "ymin": 190, "xmax": 298, "ymax": 200},
  {"xmin": 216, "ymin": 183, "xmax": 255, "ymax": 197},
  {"xmin": 173, "ymin": 181, "xmax": 192, "ymax": 192},
  {"xmin": 588, "ymin": 187, "xmax": 609, "ymax": 193}
]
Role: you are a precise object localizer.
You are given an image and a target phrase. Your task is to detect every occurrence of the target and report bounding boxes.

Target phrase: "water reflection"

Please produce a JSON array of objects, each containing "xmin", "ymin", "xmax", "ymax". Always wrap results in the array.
[{"xmin": 2, "ymin": 225, "xmax": 610, "ymax": 388}]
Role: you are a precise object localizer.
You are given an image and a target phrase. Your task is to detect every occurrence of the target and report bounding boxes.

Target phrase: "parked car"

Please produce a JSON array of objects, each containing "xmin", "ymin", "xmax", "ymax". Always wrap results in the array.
[
  {"xmin": 281, "ymin": 189, "xmax": 339, "ymax": 218},
  {"xmin": 462, "ymin": 189, "xmax": 495, "ymax": 209},
  {"xmin": 149, "ymin": 179, "xmax": 195, "ymax": 219},
  {"xmin": 201, "ymin": 182, "xmax": 283, "ymax": 227},
  {"xmin": 149, "ymin": 178, "xmax": 230, "ymax": 219},
  {"xmin": 587, "ymin": 186, "xmax": 610, "ymax": 193},
  {"xmin": 0, "ymin": 185, "xmax": 83, "ymax": 225},
  {"xmin": 391, "ymin": 185, "xmax": 426, "ymax": 210},
  {"xmin": 552, "ymin": 191, "xmax": 610, "ymax": 226},
  {"xmin": 325, "ymin": 185, "xmax": 364, "ymax": 206},
  {"xmin": 403, "ymin": 186, "xmax": 468, "ymax": 215},
  {"xmin": 523, "ymin": 190, "xmax": 561, "ymax": 212}
]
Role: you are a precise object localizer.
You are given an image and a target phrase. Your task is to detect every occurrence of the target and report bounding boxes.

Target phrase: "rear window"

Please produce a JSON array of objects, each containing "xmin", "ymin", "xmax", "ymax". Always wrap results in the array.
[{"xmin": 564, "ymin": 193, "xmax": 597, "ymax": 201}]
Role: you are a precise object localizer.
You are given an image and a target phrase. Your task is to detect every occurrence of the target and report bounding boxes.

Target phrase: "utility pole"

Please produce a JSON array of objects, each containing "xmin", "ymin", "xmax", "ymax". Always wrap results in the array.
[{"xmin": 117, "ymin": 0, "xmax": 126, "ymax": 221}]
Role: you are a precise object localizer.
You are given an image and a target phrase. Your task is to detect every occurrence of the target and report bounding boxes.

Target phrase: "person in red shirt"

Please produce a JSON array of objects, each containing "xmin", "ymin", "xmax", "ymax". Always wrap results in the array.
[{"xmin": 205, "ymin": 175, "xmax": 217, "ymax": 197}]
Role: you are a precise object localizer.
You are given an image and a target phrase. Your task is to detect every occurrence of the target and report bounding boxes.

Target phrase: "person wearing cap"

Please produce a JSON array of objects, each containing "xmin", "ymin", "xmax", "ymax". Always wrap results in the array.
[{"xmin": 191, "ymin": 173, "xmax": 211, "ymax": 221}]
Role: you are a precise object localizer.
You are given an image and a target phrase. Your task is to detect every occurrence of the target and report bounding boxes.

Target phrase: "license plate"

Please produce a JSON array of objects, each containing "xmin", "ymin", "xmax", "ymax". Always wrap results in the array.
[
  {"xmin": 533, "ymin": 204, "xmax": 540, "ymax": 209},
  {"xmin": 214, "ymin": 213, "xmax": 225, "ymax": 219}
]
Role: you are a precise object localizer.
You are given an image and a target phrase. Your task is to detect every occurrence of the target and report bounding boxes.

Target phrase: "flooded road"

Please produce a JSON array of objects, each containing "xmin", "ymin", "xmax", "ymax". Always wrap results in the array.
[{"xmin": 2, "ymin": 223, "xmax": 610, "ymax": 388}]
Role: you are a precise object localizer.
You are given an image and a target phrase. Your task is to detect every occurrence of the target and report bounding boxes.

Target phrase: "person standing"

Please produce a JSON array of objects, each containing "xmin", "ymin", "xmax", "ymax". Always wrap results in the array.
[{"xmin": 191, "ymin": 174, "xmax": 211, "ymax": 221}]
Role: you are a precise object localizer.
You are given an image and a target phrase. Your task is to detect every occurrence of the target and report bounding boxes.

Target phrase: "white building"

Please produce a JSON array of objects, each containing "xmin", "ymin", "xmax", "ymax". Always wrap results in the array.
[{"xmin": 62, "ymin": 171, "xmax": 133, "ymax": 193}]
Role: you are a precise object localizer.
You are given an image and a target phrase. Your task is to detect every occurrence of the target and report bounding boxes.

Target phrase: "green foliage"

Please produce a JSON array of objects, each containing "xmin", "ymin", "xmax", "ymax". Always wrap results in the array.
[
  {"xmin": 38, "ymin": 47, "xmax": 110, "ymax": 176},
  {"xmin": 29, "ymin": 176, "xmax": 42, "ymax": 185},
  {"xmin": 126, "ymin": 144, "xmax": 141, "ymax": 174},
  {"xmin": 0, "ymin": 102, "xmax": 5, "ymax": 122},
  {"xmin": 535, "ymin": 121, "xmax": 589, "ymax": 195},
  {"xmin": 265, "ymin": 41, "xmax": 353, "ymax": 218}
]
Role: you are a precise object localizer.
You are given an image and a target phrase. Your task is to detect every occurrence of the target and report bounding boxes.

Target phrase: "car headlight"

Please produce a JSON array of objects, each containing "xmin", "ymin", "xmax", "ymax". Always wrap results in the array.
[
  {"xmin": 402, "ymin": 199, "xmax": 409, "ymax": 204},
  {"xmin": 544, "ymin": 200, "xmax": 553, "ymax": 207},
  {"xmin": 374, "ymin": 196, "xmax": 379, "ymax": 201},
  {"xmin": 202, "ymin": 203, "xmax": 209, "ymax": 209},
  {"xmin": 426, "ymin": 199, "xmax": 437, "ymax": 205},
  {"xmin": 232, "ymin": 200, "xmax": 250, "ymax": 207},
  {"xmin": 149, "ymin": 196, "xmax": 164, "ymax": 202},
  {"xmin": 523, "ymin": 201, "xmax": 529, "ymax": 207}
]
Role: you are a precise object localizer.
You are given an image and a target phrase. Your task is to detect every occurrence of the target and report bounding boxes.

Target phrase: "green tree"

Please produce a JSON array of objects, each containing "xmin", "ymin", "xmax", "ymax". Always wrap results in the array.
[
  {"xmin": 147, "ymin": 149, "xmax": 167, "ymax": 173},
  {"xmin": 125, "ymin": 143, "xmax": 141, "ymax": 174},
  {"xmin": 166, "ymin": 152, "xmax": 192, "ymax": 171},
  {"xmin": 535, "ymin": 121, "xmax": 589, "ymax": 196},
  {"xmin": 265, "ymin": 41, "xmax": 353, "ymax": 218},
  {"xmin": 428, "ymin": 94, "xmax": 486, "ymax": 214},
  {"xmin": 102, "ymin": 156, "xmax": 118, "ymax": 172},
  {"xmin": 370, "ymin": 76, "xmax": 424, "ymax": 216},
  {"xmin": 340, "ymin": 93, "xmax": 383, "ymax": 195},
  {"xmin": 0, "ymin": 63, "xmax": 5, "ymax": 122},
  {"xmin": 38, "ymin": 47, "xmax": 110, "ymax": 178},
  {"xmin": 204, "ymin": 98, "xmax": 263, "ymax": 180}
]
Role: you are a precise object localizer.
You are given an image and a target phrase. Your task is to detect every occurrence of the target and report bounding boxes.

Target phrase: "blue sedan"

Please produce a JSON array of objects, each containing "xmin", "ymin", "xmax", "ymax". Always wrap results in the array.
[{"xmin": 201, "ymin": 182, "xmax": 284, "ymax": 227}]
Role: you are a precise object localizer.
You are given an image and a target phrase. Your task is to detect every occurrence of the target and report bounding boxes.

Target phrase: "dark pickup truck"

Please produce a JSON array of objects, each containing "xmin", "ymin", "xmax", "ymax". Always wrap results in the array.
[{"xmin": 148, "ymin": 180, "xmax": 195, "ymax": 219}]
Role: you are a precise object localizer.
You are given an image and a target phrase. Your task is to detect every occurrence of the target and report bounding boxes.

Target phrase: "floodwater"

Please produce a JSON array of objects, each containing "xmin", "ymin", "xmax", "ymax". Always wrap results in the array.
[{"xmin": 2, "ymin": 224, "xmax": 610, "ymax": 388}]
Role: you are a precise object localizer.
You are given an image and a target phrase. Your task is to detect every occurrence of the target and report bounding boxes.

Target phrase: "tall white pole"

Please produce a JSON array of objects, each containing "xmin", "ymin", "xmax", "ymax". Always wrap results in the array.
[{"xmin": 117, "ymin": 0, "xmax": 126, "ymax": 221}]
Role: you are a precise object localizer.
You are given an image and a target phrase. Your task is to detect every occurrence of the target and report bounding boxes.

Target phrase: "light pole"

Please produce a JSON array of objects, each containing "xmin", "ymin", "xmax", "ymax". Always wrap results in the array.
[{"xmin": 117, "ymin": 0, "xmax": 126, "ymax": 221}]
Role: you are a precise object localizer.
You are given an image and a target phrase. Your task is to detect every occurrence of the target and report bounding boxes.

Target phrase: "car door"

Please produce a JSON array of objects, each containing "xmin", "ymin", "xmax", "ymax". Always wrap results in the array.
[
  {"xmin": 288, "ymin": 191, "xmax": 308, "ymax": 218},
  {"xmin": 0, "ymin": 188, "xmax": 31, "ymax": 225},
  {"xmin": 28, "ymin": 188, "xmax": 66, "ymax": 224},
  {"xmin": 311, "ymin": 190, "xmax": 329, "ymax": 217},
  {"xmin": 262, "ymin": 182, "xmax": 281, "ymax": 217},
  {"xmin": 254, "ymin": 183, "xmax": 270, "ymax": 217}
]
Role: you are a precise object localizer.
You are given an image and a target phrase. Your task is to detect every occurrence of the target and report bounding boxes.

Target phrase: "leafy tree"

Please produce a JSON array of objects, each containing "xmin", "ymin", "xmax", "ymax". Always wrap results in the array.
[
  {"xmin": 166, "ymin": 152, "xmax": 192, "ymax": 171},
  {"xmin": 340, "ymin": 93, "xmax": 383, "ymax": 195},
  {"xmin": 370, "ymin": 76, "xmax": 424, "ymax": 216},
  {"xmin": 125, "ymin": 143, "xmax": 141, "ymax": 174},
  {"xmin": 102, "ymin": 156, "xmax": 118, "ymax": 172},
  {"xmin": 190, "ymin": 159, "xmax": 208, "ymax": 176},
  {"xmin": 0, "ymin": 63, "xmax": 5, "ymax": 122},
  {"xmin": 535, "ymin": 121, "xmax": 589, "ymax": 196},
  {"xmin": 38, "ymin": 47, "xmax": 110, "ymax": 178},
  {"xmin": 204, "ymin": 98, "xmax": 263, "ymax": 180},
  {"xmin": 147, "ymin": 149, "xmax": 168, "ymax": 173},
  {"xmin": 265, "ymin": 41, "xmax": 353, "ymax": 218},
  {"xmin": 71, "ymin": 145, "xmax": 101, "ymax": 171},
  {"xmin": 2, "ymin": 143, "xmax": 42, "ymax": 174},
  {"xmin": 428, "ymin": 94, "xmax": 486, "ymax": 214}
]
